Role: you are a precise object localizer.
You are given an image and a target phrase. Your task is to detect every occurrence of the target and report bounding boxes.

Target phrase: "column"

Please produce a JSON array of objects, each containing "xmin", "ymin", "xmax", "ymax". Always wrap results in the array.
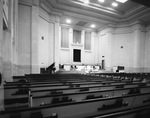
[
  {"xmin": 105, "ymin": 27, "xmax": 113, "ymax": 71},
  {"xmin": 0, "ymin": 0, "xmax": 4, "ymax": 111},
  {"xmin": 144, "ymin": 26, "xmax": 150, "ymax": 72},
  {"xmin": 93, "ymin": 32, "xmax": 99, "ymax": 64},
  {"xmin": 31, "ymin": 1, "xmax": 40, "ymax": 73},
  {"xmin": 54, "ymin": 16, "xmax": 60, "ymax": 71},
  {"xmin": 69, "ymin": 28, "xmax": 73, "ymax": 64},
  {"xmin": 3, "ymin": 0, "xmax": 13, "ymax": 82},
  {"xmin": 12, "ymin": 0, "xmax": 18, "ymax": 76},
  {"xmin": 81, "ymin": 30, "xmax": 85, "ymax": 63},
  {"xmin": 132, "ymin": 24, "xmax": 142, "ymax": 72}
]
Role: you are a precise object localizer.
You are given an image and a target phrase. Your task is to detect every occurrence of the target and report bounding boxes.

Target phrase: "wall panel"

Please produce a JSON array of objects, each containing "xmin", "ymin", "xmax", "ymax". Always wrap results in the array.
[
  {"xmin": 38, "ymin": 17, "xmax": 49, "ymax": 68},
  {"xmin": 18, "ymin": 4, "xmax": 31, "ymax": 75},
  {"xmin": 48, "ymin": 22, "xmax": 54, "ymax": 65},
  {"xmin": 60, "ymin": 49, "xmax": 70, "ymax": 64}
]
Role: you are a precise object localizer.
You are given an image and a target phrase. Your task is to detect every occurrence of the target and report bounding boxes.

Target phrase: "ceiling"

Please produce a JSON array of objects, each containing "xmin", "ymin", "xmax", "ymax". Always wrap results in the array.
[{"xmin": 42, "ymin": 0, "xmax": 150, "ymax": 30}]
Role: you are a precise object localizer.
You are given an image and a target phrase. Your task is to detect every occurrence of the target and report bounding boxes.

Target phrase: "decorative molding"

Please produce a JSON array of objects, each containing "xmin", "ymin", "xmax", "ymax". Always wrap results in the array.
[
  {"xmin": 84, "ymin": 50, "xmax": 92, "ymax": 53},
  {"xmin": 60, "ymin": 48, "xmax": 70, "ymax": 51},
  {"xmin": 98, "ymin": 20, "xmax": 147, "ymax": 35},
  {"xmin": 18, "ymin": 0, "xmax": 32, "ymax": 6},
  {"xmin": 32, "ymin": 0, "xmax": 40, "ymax": 6},
  {"xmin": 71, "ymin": 43, "xmax": 83, "ymax": 47},
  {"xmin": 39, "ymin": 1, "xmax": 52, "ymax": 14}
]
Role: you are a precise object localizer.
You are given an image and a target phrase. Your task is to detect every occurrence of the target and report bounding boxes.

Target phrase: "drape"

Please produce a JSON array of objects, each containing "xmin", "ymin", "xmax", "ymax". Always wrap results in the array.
[
  {"xmin": 61, "ymin": 27, "xmax": 69, "ymax": 48},
  {"xmin": 73, "ymin": 29, "xmax": 81, "ymax": 44},
  {"xmin": 84, "ymin": 31, "xmax": 91, "ymax": 50}
]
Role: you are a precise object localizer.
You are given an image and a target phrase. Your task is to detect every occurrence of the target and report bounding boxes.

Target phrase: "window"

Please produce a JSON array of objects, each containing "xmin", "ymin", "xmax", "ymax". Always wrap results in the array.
[
  {"xmin": 84, "ymin": 31, "xmax": 91, "ymax": 50},
  {"xmin": 73, "ymin": 29, "xmax": 81, "ymax": 44},
  {"xmin": 61, "ymin": 27, "xmax": 69, "ymax": 48}
]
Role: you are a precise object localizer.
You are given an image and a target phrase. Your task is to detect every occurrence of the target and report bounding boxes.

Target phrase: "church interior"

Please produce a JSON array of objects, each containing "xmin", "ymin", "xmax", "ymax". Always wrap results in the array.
[{"xmin": 1, "ymin": 0, "xmax": 150, "ymax": 117}]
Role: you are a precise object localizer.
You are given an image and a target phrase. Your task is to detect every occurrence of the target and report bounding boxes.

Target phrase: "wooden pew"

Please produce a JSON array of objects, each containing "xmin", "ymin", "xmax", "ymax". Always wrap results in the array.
[
  {"xmin": 86, "ymin": 105, "xmax": 150, "ymax": 118},
  {"xmin": 4, "ymin": 73, "xmax": 149, "ymax": 110},
  {"xmin": 2, "ymin": 80, "xmax": 127, "ymax": 109},
  {"xmin": 31, "ymin": 85, "xmax": 150, "ymax": 107},
  {"xmin": 1, "ymin": 92, "xmax": 150, "ymax": 118},
  {"xmin": 4, "ymin": 80, "xmax": 128, "ymax": 99},
  {"xmin": 4, "ymin": 80, "xmax": 145, "ymax": 110},
  {"xmin": 30, "ymin": 81, "xmax": 144, "ymax": 98},
  {"xmin": 13, "ymin": 76, "xmax": 26, "ymax": 82}
]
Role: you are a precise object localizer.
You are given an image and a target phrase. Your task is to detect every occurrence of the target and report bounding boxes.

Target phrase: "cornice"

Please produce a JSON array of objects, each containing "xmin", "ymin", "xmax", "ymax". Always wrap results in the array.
[
  {"xmin": 51, "ymin": 8, "xmax": 119, "ymax": 24},
  {"xmin": 40, "ymin": 0, "xmax": 53, "ymax": 13},
  {"xmin": 122, "ymin": 7, "xmax": 150, "ymax": 23},
  {"xmin": 19, "ymin": 0, "xmax": 40, "ymax": 6},
  {"xmin": 98, "ymin": 20, "xmax": 147, "ymax": 34},
  {"xmin": 18, "ymin": 0, "xmax": 32, "ymax": 6},
  {"xmin": 60, "ymin": 24, "xmax": 96, "ymax": 32}
]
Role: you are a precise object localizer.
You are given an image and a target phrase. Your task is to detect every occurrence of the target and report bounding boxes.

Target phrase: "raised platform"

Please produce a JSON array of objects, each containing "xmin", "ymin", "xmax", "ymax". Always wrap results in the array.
[{"xmin": 56, "ymin": 69, "xmax": 113, "ymax": 74}]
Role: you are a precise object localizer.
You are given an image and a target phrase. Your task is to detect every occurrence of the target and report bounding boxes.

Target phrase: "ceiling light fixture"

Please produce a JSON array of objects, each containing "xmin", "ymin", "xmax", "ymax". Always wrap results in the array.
[
  {"xmin": 91, "ymin": 24, "xmax": 96, "ymax": 28},
  {"xmin": 83, "ymin": 0, "xmax": 89, "ymax": 4},
  {"xmin": 98, "ymin": 0, "xmax": 105, "ymax": 3},
  {"xmin": 112, "ymin": 2, "xmax": 118, "ymax": 7},
  {"xmin": 66, "ymin": 19, "xmax": 71, "ymax": 24},
  {"xmin": 116, "ymin": 0, "xmax": 128, "ymax": 3}
]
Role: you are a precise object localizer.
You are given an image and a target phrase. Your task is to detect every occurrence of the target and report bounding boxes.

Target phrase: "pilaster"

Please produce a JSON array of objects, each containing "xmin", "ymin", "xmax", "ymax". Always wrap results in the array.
[
  {"xmin": 31, "ymin": 3, "xmax": 39, "ymax": 73},
  {"xmin": 0, "ymin": 0, "xmax": 4, "ymax": 111},
  {"xmin": 54, "ymin": 16, "xmax": 60, "ymax": 71}
]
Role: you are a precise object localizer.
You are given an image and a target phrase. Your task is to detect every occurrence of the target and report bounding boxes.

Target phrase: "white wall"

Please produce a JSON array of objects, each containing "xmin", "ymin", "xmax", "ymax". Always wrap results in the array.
[
  {"xmin": 98, "ymin": 21, "xmax": 148, "ymax": 72},
  {"xmin": 17, "ymin": 2, "xmax": 59, "ymax": 75},
  {"xmin": 38, "ymin": 16, "xmax": 55, "ymax": 68},
  {"xmin": 15, "ymin": 1, "xmax": 150, "ymax": 74},
  {"xmin": 111, "ymin": 32, "xmax": 134, "ymax": 72},
  {"xmin": 38, "ymin": 17, "xmax": 49, "ymax": 68}
]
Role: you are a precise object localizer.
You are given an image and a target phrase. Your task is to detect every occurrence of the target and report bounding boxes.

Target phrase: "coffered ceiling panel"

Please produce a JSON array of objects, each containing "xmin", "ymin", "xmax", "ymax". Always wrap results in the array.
[{"xmin": 42, "ymin": 0, "xmax": 150, "ymax": 30}]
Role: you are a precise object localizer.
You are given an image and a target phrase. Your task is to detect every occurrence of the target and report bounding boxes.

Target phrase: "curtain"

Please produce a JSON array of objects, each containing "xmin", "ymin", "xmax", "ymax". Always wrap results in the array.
[
  {"xmin": 73, "ymin": 29, "xmax": 81, "ymax": 44},
  {"xmin": 61, "ymin": 27, "xmax": 69, "ymax": 48},
  {"xmin": 84, "ymin": 31, "xmax": 91, "ymax": 50}
]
